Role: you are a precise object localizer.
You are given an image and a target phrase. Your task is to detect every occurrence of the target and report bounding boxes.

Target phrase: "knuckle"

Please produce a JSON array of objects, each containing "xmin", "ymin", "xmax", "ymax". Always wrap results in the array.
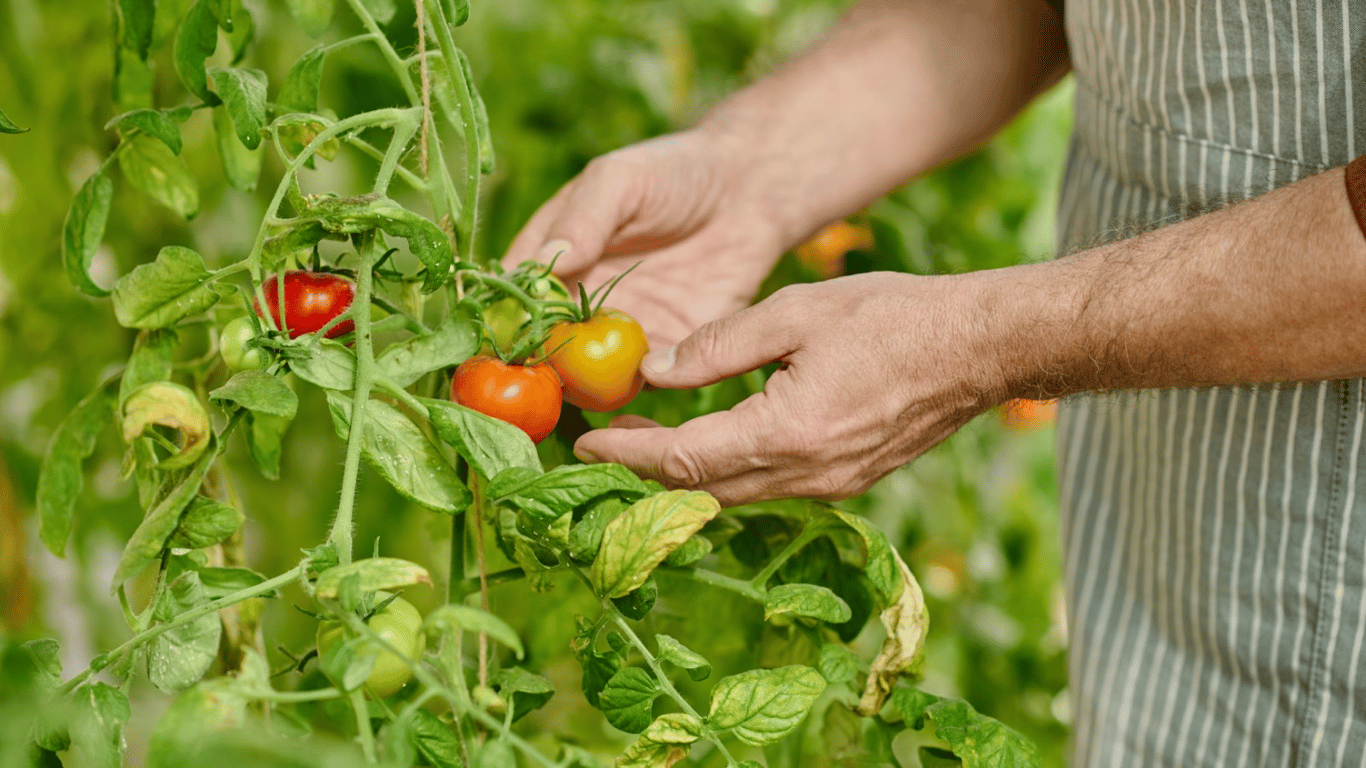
[{"xmin": 659, "ymin": 444, "xmax": 708, "ymax": 489}]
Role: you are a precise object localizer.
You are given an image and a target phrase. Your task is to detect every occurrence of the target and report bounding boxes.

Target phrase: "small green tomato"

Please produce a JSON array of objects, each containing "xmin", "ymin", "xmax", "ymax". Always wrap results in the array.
[
  {"xmin": 219, "ymin": 316, "xmax": 268, "ymax": 372},
  {"xmin": 317, "ymin": 595, "xmax": 426, "ymax": 698}
]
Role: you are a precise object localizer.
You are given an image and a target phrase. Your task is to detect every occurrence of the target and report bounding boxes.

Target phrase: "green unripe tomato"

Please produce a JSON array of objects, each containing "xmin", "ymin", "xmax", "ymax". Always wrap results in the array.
[
  {"xmin": 478, "ymin": 296, "xmax": 529, "ymax": 356},
  {"xmin": 219, "ymin": 316, "xmax": 268, "ymax": 372},
  {"xmin": 317, "ymin": 595, "xmax": 426, "ymax": 698}
]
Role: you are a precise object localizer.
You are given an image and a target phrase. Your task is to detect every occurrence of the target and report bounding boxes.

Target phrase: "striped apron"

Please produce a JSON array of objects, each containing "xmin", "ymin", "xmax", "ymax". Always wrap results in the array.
[{"xmin": 1054, "ymin": 1, "xmax": 1366, "ymax": 766}]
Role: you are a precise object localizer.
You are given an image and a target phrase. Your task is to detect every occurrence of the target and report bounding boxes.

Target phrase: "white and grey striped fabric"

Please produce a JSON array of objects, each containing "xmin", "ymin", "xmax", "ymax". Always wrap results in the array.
[{"xmin": 1054, "ymin": 1, "xmax": 1366, "ymax": 766}]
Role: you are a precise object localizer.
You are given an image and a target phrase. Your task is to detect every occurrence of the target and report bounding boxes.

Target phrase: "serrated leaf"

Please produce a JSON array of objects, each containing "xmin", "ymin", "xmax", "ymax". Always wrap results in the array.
[
  {"xmin": 326, "ymin": 393, "xmax": 471, "ymax": 514},
  {"xmin": 591, "ymin": 490, "xmax": 720, "ymax": 598},
  {"xmin": 808, "ymin": 503, "xmax": 901, "ymax": 602},
  {"xmin": 297, "ymin": 194, "xmax": 452, "ymax": 292},
  {"xmin": 209, "ymin": 370, "xmax": 297, "ymax": 418},
  {"xmin": 121, "ymin": 382, "xmax": 211, "ymax": 470},
  {"xmin": 278, "ymin": 47, "xmax": 325, "ymax": 113},
  {"xmin": 290, "ymin": 339, "xmax": 356, "ymax": 390},
  {"xmin": 490, "ymin": 464, "xmax": 648, "ymax": 523},
  {"xmin": 213, "ymin": 105, "xmax": 261, "ymax": 191},
  {"xmin": 377, "ymin": 317, "xmax": 478, "ymax": 387},
  {"xmin": 707, "ymin": 666, "xmax": 826, "ymax": 746},
  {"xmin": 207, "ymin": 67, "xmax": 266, "ymax": 149},
  {"xmin": 615, "ymin": 740, "xmax": 688, "ymax": 768},
  {"xmin": 641, "ymin": 713, "xmax": 703, "ymax": 744},
  {"xmin": 106, "ymin": 109, "xmax": 182, "ymax": 154},
  {"xmin": 148, "ymin": 573, "xmax": 222, "ymax": 692},
  {"xmin": 113, "ymin": 437, "xmax": 218, "ymax": 587},
  {"xmin": 764, "ymin": 583, "xmax": 852, "ymax": 624},
  {"xmin": 654, "ymin": 634, "xmax": 710, "ymax": 682},
  {"xmin": 246, "ymin": 413, "xmax": 289, "ymax": 480},
  {"xmin": 112, "ymin": 246, "xmax": 220, "ymax": 328},
  {"xmin": 494, "ymin": 667, "xmax": 555, "ymax": 722},
  {"xmin": 599, "ymin": 667, "xmax": 660, "ymax": 734},
  {"xmin": 407, "ymin": 709, "xmax": 461, "ymax": 768},
  {"xmin": 424, "ymin": 397, "xmax": 539, "ymax": 480},
  {"xmin": 174, "ymin": 1, "xmax": 219, "ymax": 103},
  {"xmin": 62, "ymin": 171, "xmax": 114, "ymax": 296},
  {"xmin": 285, "ymin": 0, "xmax": 334, "ymax": 37},
  {"xmin": 817, "ymin": 644, "xmax": 860, "ymax": 686},
  {"xmin": 37, "ymin": 380, "xmax": 117, "ymax": 556},
  {"xmin": 894, "ymin": 691, "xmax": 1041, "ymax": 768},
  {"xmin": 168, "ymin": 497, "xmax": 243, "ymax": 549},
  {"xmin": 568, "ymin": 495, "xmax": 628, "ymax": 562},
  {"xmin": 855, "ymin": 548, "xmax": 928, "ymax": 716},
  {"xmin": 119, "ymin": 329, "xmax": 178, "ymax": 408},
  {"xmin": 314, "ymin": 557, "xmax": 431, "ymax": 598},
  {"xmin": 612, "ymin": 576, "xmax": 657, "ymax": 620},
  {"xmin": 423, "ymin": 604, "xmax": 524, "ymax": 659}
]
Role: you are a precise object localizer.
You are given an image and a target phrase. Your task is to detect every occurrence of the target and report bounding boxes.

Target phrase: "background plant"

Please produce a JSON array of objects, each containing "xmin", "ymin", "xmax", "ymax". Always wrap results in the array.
[{"xmin": 0, "ymin": 0, "xmax": 1074, "ymax": 766}]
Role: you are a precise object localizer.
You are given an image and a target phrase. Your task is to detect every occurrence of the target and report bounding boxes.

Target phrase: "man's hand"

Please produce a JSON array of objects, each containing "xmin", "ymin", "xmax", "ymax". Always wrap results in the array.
[
  {"xmin": 570, "ymin": 272, "xmax": 1013, "ymax": 507},
  {"xmin": 501, "ymin": 131, "xmax": 786, "ymax": 349}
]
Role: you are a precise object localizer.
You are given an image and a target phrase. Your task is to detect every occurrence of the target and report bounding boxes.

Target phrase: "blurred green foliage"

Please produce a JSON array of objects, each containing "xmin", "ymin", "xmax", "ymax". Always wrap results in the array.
[{"xmin": 0, "ymin": 0, "xmax": 1073, "ymax": 765}]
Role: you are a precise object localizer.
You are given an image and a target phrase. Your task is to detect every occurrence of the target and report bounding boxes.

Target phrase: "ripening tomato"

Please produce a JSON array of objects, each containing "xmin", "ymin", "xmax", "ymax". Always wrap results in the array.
[
  {"xmin": 255, "ymin": 271, "xmax": 355, "ymax": 339},
  {"xmin": 544, "ymin": 308, "xmax": 649, "ymax": 412},
  {"xmin": 451, "ymin": 356, "xmax": 562, "ymax": 443},
  {"xmin": 316, "ymin": 595, "xmax": 426, "ymax": 698},
  {"xmin": 219, "ymin": 316, "xmax": 268, "ymax": 372}
]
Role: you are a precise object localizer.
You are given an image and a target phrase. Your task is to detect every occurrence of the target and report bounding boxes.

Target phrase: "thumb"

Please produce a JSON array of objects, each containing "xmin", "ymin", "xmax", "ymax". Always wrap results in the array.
[{"xmin": 642, "ymin": 295, "xmax": 802, "ymax": 389}]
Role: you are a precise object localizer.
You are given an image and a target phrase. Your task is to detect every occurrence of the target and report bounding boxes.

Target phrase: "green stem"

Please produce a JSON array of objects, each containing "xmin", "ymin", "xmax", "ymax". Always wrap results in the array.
[
  {"xmin": 374, "ymin": 112, "xmax": 420, "ymax": 196},
  {"xmin": 669, "ymin": 567, "xmax": 767, "ymax": 603},
  {"xmin": 749, "ymin": 528, "xmax": 821, "ymax": 590},
  {"xmin": 330, "ymin": 235, "xmax": 381, "ymax": 566},
  {"xmin": 346, "ymin": 136, "xmax": 428, "ymax": 192},
  {"xmin": 251, "ymin": 687, "xmax": 343, "ymax": 703},
  {"xmin": 59, "ymin": 563, "xmax": 305, "ymax": 694},
  {"xmin": 424, "ymin": 0, "xmax": 482, "ymax": 263},
  {"xmin": 350, "ymin": 688, "xmax": 378, "ymax": 762}
]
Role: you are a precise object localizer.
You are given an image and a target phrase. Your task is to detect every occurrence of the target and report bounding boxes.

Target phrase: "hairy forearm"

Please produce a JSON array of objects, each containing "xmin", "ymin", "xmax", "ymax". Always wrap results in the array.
[
  {"xmin": 697, "ymin": 0, "xmax": 1069, "ymax": 247},
  {"xmin": 991, "ymin": 168, "xmax": 1366, "ymax": 399}
]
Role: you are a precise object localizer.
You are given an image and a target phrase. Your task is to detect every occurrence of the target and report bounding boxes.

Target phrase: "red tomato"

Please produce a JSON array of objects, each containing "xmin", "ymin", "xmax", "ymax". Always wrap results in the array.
[
  {"xmin": 544, "ymin": 308, "xmax": 649, "ymax": 412},
  {"xmin": 255, "ymin": 271, "xmax": 356, "ymax": 339},
  {"xmin": 450, "ymin": 356, "xmax": 562, "ymax": 443}
]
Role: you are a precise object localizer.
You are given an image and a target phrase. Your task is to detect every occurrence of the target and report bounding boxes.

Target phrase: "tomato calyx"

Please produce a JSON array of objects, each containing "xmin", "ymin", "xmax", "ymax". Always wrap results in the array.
[{"xmin": 464, "ymin": 260, "xmax": 574, "ymax": 363}]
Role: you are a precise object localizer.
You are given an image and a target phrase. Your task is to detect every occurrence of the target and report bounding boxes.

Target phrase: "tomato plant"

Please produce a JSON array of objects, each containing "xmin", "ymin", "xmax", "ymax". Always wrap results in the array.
[
  {"xmin": 317, "ymin": 595, "xmax": 426, "ymax": 698},
  {"xmin": 546, "ymin": 307, "xmax": 649, "ymax": 412},
  {"xmin": 255, "ymin": 271, "xmax": 356, "ymax": 339},
  {"xmin": 451, "ymin": 355, "xmax": 562, "ymax": 443},
  {"xmin": 219, "ymin": 316, "xmax": 269, "ymax": 372}
]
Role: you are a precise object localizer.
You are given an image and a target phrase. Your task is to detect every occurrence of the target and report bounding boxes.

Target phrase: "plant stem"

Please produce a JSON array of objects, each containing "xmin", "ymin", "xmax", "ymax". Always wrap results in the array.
[
  {"xmin": 749, "ymin": 528, "xmax": 821, "ymax": 590},
  {"xmin": 59, "ymin": 563, "xmax": 305, "ymax": 694},
  {"xmin": 669, "ymin": 567, "xmax": 767, "ymax": 603},
  {"xmin": 251, "ymin": 687, "xmax": 343, "ymax": 703},
  {"xmin": 424, "ymin": 0, "xmax": 482, "ymax": 263},
  {"xmin": 330, "ymin": 235, "xmax": 381, "ymax": 566},
  {"xmin": 350, "ymin": 689, "xmax": 378, "ymax": 762},
  {"xmin": 470, "ymin": 472, "xmax": 490, "ymax": 687}
]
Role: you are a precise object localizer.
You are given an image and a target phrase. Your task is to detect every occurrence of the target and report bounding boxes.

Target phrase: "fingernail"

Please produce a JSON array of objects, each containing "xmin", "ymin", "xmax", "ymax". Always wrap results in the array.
[
  {"xmin": 642, "ymin": 347, "xmax": 675, "ymax": 375},
  {"xmin": 537, "ymin": 239, "xmax": 572, "ymax": 264},
  {"xmin": 574, "ymin": 447, "xmax": 600, "ymax": 464}
]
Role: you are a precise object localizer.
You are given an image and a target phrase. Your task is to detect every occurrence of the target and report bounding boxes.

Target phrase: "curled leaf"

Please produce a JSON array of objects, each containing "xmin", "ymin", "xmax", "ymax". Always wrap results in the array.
[
  {"xmin": 855, "ymin": 547, "xmax": 928, "ymax": 716},
  {"xmin": 314, "ymin": 557, "xmax": 431, "ymax": 598},
  {"xmin": 121, "ymin": 382, "xmax": 211, "ymax": 470}
]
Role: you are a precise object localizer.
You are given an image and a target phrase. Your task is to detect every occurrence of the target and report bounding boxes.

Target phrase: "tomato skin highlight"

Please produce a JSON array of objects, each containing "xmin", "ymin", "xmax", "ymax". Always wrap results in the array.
[
  {"xmin": 316, "ymin": 595, "xmax": 426, "ymax": 698},
  {"xmin": 545, "ymin": 308, "xmax": 649, "ymax": 412},
  {"xmin": 451, "ymin": 356, "xmax": 563, "ymax": 444},
  {"xmin": 219, "ymin": 316, "xmax": 268, "ymax": 372},
  {"xmin": 255, "ymin": 271, "xmax": 356, "ymax": 339}
]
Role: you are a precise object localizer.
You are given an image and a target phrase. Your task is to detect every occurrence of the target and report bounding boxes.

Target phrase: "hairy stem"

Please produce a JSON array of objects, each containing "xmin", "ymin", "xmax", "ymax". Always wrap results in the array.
[{"xmin": 330, "ymin": 234, "xmax": 380, "ymax": 565}]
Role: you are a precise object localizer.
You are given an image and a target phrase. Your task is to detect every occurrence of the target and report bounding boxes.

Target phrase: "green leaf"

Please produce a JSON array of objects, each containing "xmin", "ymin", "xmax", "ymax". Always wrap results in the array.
[
  {"xmin": 653, "ymin": 634, "xmax": 710, "ymax": 682},
  {"xmin": 326, "ymin": 393, "xmax": 472, "ymax": 514},
  {"xmin": 591, "ymin": 490, "xmax": 720, "ymax": 598},
  {"xmin": 114, "ymin": 47, "xmax": 154, "ymax": 111},
  {"xmin": 278, "ymin": 47, "xmax": 325, "ymax": 113},
  {"xmin": 290, "ymin": 339, "xmax": 356, "ymax": 390},
  {"xmin": 706, "ymin": 666, "xmax": 826, "ymax": 746},
  {"xmin": 612, "ymin": 576, "xmax": 657, "ymax": 620},
  {"xmin": 209, "ymin": 370, "xmax": 298, "ymax": 418},
  {"xmin": 24, "ymin": 639, "xmax": 63, "ymax": 689},
  {"xmin": 37, "ymin": 381, "xmax": 117, "ymax": 556},
  {"xmin": 195, "ymin": 566, "xmax": 269, "ymax": 598},
  {"xmin": 764, "ymin": 584, "xmax": 853, "ymax": 624},
  {"xmin": 148, "ymin": 572, "xmax": 222, "ymax": 692},
  {"xmin": 118, "ymin": 134, "xmax": 201, "ymax": 218},
  {"xmin": 641, "ymin": 713, "xmax": 703, "ymax": 744},
  {"xmin": 855, "ymin": 547, "xmax": 929, "ymax": 716},
  {"xmin": 444, "ymin": 0, "xmax": 469, "ymax": 26},
  {"xmin": 359, "ymin": 0, "xmax": 395, "ymax": 24},
  {"xmin": 71, "ymin": 683, "xmax": 131, "ymax": 768},
  {"xmin": 246, "ymin": 413, "xmax": 289, "ymax": 480},
  {"xmin": 112, "ymin": 246, "xmax": 219, "ymax": 328},
  {"xmin": 119, "ymin": 329, "xmax": 178, "ymax": 408},
  {"xmin": 61, "ymin": 171, "xmax": 114, "ymax": 296},
  {"xmin": 454, "ymin": 48, "xmax": 495, "ymax": 174},
  {"xmin": 121, "ymin": 382, "xmax": 212, "ymax": 470},
  {"xmin": 377, "ymin": 317, "xmax": 478, "ymax": 387},
  {"xmin": 423, "ymin": 604, "xmax": 524, "ymax": 659},
  {"xmin": 112, "ymin": 438, "xmax": 218, "ymax": 587},
  {"xmin": 0, "ymin": 105, "xmax": 26, "ymax": 133},
  {"xmin": 207, "ymin": 68, "xmax": 267, "ymax": 149},
  {"xmin": 894, "ymin": 691, "xmax": 1041, "ymax": 768},
  {"xmin": 167, "ymin": 497, "xmax": 244, "ymax": 549},
  {"xmin": 213, "ymin": 105, "xmax": 262, "ymax": 191},
  {"xmin": 808, "ymin": 503, "xmax": 902, "ymax": 602},
  {"xmin": 147, "ymin": 685, "xmax": 247, "ymax": 768},
  {"xmin": 225, "ymin": 0, "xmax": 254, "ymax": 65},
  {"xmin": 406, "ymin": 709, "xmax": 461, "ymax": 768},
  {"xmin": 816, "ymin": 644, "xmax": 861, "ymax": 686},
  {"xmin": 314, "ymin": 557, "xmax": 431, "ymax": 598},
  {"xmin": 424, "ymin": 397, "xmax": 539, "ymax": 480},
  {"xmin": 298, "ymin": 194, "xmax": 452, "ymax": 292},
  {"xmin": 284, "ymin": 0, "xmax": 334, "ymax": 37},
  {"xmin": 615, "ymin": 739, "xmax": 689, "ymax": 768},
  {"xmin": 663, "ymin": 535, "xmax": 712, "ymax": 567},
  {"xmin": 494, "ymin": 667, "xmax": 555, "ymax": 722},
  {"xmin": 115, "ymin": 0, "xmax": 155, "ymax": 58},
  {"xmin": 577, "ymin": 645, "xmax": 623, "ymax": 710},
  {"xmin": 599, "ymin": 667, "xmax": 660, "ymax": 734},
  {"xmin": 490, "ymin": 464, "xmax": 649, "ymax": 523},
  {"xmin": 174, "ymin": 1, "xmax": 219, "ymax": 103},
  {"xmin": 106, "ymin": 109, "xmax": 182, "ymax": 154},
  {"xmin": 568, "ymin": 495, "xmax": 628, "ymax": 562},
  {"xmin": 205, "ymin": 0, "xmax": 234, "ymax": 31}
]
